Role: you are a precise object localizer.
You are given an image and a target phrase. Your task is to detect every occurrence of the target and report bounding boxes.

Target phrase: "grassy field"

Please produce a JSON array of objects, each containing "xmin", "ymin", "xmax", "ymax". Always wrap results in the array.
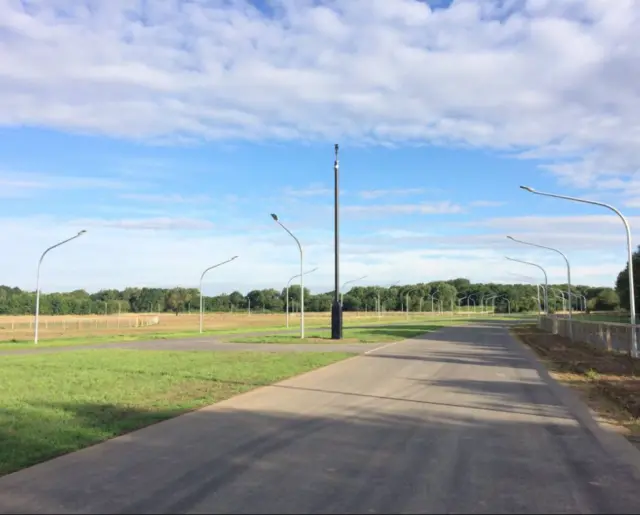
[
  {"xmin": 0, "ymin": 349, "xmax": 353, "ymax": 477},
  {"xmin": 229, "ymin": 322, "xmax": 454, "ymax": 343},
  {"xmin": 0, "ymin": 311, "xmax": 466, "ymax": 344},
  {"xmin": 0, "ymin": 311, "xmax": 525, "ymax": 349},
  {"xmin": 573, "ymin": 312, "xmax": 633, "ymax": 324}
]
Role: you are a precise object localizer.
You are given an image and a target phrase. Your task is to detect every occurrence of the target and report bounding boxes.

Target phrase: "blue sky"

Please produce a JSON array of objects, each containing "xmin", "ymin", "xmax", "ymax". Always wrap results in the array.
[{"xmin": 1, "ymin": 0, "xmax": 639, "ymax": 294}]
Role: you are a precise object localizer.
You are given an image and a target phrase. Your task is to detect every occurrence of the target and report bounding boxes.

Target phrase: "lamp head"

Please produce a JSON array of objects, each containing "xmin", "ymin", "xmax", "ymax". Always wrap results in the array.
[
  {"xmin": 506, "ymin": 235, "xmax": 514, "ymax": 241},
  {"xmin": 270, "ymin": 213, "xmax": 278, "ymax": 222},
  {"xmin": 231, "ymin": 256, "xmax": 238, "ymax": 260},
  {"xmin": 520, "ymin": 185, "xmax": 535, "ymax": 193},
  {"xmin": 78, "ymin": 230, "xmax": 87, "ymax": 236}
]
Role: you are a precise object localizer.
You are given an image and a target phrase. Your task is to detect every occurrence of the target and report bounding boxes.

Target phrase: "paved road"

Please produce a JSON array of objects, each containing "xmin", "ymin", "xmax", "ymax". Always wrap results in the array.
[
  {"xmin": 2, "ymin": 322, "xmax": 640, "ymax": 514},
  {"xmin": 0, "ymin": 317, "xmax": 530, "ymax": 356},
  {"xmin": 0, "ymin": 336, "xmax": 380, "ymax": 356}
]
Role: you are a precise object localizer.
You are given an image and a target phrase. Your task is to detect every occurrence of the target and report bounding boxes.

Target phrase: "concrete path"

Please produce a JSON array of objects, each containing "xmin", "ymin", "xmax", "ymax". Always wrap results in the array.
[
  {"xmin": 0, "ymin": 337, "xmax": 379, "ymax": 356},
  {"xmin": 0, "ymin": 317, "xmax": 532, "ymax": 356},
  {"xmin": 2, "ymin": 322, "xmax": 640, "ymax": 514},
  {"xmin": 0, "ymin": 323, "xmax": 416, "ymax": 356}
]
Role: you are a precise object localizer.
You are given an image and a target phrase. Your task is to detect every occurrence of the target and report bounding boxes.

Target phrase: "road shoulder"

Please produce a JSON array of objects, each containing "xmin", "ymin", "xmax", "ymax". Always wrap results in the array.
[{"xmin": 511, "ymin": 324, "xmax": 640, "ymax": 480}]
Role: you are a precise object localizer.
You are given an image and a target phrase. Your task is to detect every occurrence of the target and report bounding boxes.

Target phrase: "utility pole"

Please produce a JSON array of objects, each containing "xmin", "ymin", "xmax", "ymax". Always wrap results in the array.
[{"xmin": 331, "ymin": 143, "xmax": 343, "ymax": 339}]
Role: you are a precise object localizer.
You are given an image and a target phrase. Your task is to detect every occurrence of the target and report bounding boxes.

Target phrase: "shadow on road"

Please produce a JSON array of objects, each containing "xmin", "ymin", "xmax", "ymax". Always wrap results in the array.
[{"xmin": 2, "ymin": 393, "xmax": 640, "ymax": 514}]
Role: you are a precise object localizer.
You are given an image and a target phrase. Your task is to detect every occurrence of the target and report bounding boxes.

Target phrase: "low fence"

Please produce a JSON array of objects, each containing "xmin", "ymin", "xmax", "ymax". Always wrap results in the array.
[
  {"xmin": 537, "ymin": 315, "xmax": 637, "ymax": 355},
  {"xmin": 0, "ymin": 316, "xmax": 160, "ymax": 334}
]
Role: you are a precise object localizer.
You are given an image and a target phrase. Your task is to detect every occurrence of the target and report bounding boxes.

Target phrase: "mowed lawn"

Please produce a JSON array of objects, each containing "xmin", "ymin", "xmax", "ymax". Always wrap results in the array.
[
  {"xmin": 229, "ymin": 322, "xmax": 451, "ymax": 344},
  {"xmin": 0, "ymin": 349, "xmax": 353, "ymax": 476}
]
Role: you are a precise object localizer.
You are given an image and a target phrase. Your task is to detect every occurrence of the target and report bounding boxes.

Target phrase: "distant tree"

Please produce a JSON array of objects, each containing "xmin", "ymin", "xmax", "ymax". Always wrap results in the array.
[
  {"xmin": 615, "ymin": 245, "xmax": 640, "ymax": 312},
  {"xmin": 594, "ymin": 288, "xmax": 620, "ymax": 311}
]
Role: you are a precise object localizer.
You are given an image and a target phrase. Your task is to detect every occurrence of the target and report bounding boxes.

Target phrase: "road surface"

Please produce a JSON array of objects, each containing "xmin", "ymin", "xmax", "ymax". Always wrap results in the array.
[
  {"xmin": 2, "ymin": 322, "xmax": 640, "ymax": 514},
  {"xmin": 0, "ymin": 336, "xmax": 379, "ymax": 355}
]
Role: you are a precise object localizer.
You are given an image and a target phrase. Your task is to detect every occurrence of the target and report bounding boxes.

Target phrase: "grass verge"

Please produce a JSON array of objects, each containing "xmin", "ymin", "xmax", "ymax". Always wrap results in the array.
[
  {"xmin": 0, "ymin": 314, "xmax": 532, "ymax": 351},
  {"xmin": 0, "ymin": 318, "xmax": 443, "ymax": 350},
  {"xmin": 0, "ymin": 326, "xmax": 319, "ymax": 350},
  {"xmin": 511, "ymin": 324, "xmax": 640, "ymax": 444},
  {"xmin": 0, "ymin": 349, "xmax": 353, "ymax": 476},
  {"xmin": 228, "ymin": 323, "xmax": 449, "ymax": 344}
]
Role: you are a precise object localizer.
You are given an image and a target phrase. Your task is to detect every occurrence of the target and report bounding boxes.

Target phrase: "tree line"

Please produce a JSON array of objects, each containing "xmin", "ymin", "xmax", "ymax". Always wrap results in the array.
[
  {"xmin": 615, "ymin": 244, "xmax": 640, "ymax": 318},
  {"xmin": 0, "ymin": 277, "xmax": 621, "ymax": 316}
]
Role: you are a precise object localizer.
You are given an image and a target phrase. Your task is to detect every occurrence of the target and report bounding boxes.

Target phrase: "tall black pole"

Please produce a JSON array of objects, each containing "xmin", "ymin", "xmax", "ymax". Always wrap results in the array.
[{"xmin": 331, "ymin": 143, "xmax": 343, "ymax": 339}]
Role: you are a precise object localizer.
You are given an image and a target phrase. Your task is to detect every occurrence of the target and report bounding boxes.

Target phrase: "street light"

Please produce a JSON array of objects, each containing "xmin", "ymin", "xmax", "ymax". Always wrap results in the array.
[
  {"xmin": 497, "ymin": 295, "xmax": 512, "ymax": 315},
  {"xmin": 376, "ymin": 281, "xmax": 399, "ymax": 319},
  {"xmin": 405, "ymin": 287, "xmax": 420, "ymax": 320},
  {"xmin": 34, "ymin": 230, "xmax": 87, "ymax": 344},
  {"xmin": 271, "ymin": 213, "xmax": 305, "ymax": 338},
  {"xmin": 341, "ymin": 275, "xmax": 368, "ymax": 305},
  {"xmin": 505, "ymin": 256, "xmax": 549, "ymax": 314},
  {"xmin": 467, "ymin": 293, "xmax": 480, "ymax": 314},
  {"xmin": 507, "ymin": 235, "xmax": 573, "ymax": 340},
  {"xmin": 521, "ymin": 185, "xmax": 636, "ymax": 355},
  {"xmin": 286, "ymin": 267, "xmax": 318, "ymax": 328},
  {"xmin": 199, "ymin": 256, "xmax": 238, "ymax": 333},
  {"xmin": 550, "ymin": 287, "xmax": 568, "ymax": 312}
]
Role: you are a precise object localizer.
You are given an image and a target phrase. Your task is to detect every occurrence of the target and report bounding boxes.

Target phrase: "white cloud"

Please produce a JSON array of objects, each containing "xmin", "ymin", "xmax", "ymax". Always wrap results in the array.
[
  {"xmin": 374, "ymin": 229, "xmax": 434, "ymax": 239},
  {"xmin": 359, "ymin": 188, "xmax": 429, "ymax": 199},
  {"xmin": 343, "ymin": 201, "xmax": 464, "ymax": 216},
  {"xmin": 1, "ymin": 0, "xmax": 640, "ymax": 184},
  {"xmin": 469, "ymin": 200, "xmax": 506, "ymax": 208},
  {"xmin": 119, "ymin": 193, "xmax": 211, "ymax": 204},
  {"xmin": 283, "ymin": 184, "xmax": 333, "ymax": 197},
  {"xmin": 74, "ymin": 217, "xmax": 216, "ymax": 231},
  {"xmin": 0, "ymin": 171, "xmax": 126, "ymax": 198},
  {"xmin": 464, "ymin": 214, "xmax": 640, "ymax": 231},
  {"xmin": 0, "ymin": 212, "xmax": 626, "ymax": 294}
]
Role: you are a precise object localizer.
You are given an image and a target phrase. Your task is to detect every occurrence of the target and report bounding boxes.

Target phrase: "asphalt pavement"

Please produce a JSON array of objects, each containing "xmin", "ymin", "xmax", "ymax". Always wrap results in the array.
[
  {"xmin": 2, "ymin": 322, "xmax": 640, "ymax": 514},
  {"xmin": 0, "ymin": 336, "xmax": 379, "ymax": 355}
]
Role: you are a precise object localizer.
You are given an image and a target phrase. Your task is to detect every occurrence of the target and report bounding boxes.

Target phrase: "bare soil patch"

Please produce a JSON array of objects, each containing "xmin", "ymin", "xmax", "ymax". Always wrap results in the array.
[{"xmin": 512, "ymin": 324, "xmax": 640, "ymax": 443}]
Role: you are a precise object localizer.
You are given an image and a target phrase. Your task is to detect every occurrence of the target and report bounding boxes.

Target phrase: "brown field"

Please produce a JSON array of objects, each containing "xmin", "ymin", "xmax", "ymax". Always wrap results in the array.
[{"xmin": 0, "ymin": 311, "xmax": 435, "ymax": 342}]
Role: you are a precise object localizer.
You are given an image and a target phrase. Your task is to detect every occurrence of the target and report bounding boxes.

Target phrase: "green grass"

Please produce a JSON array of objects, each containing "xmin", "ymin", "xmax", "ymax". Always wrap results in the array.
[
  {"xmin": 0, "ymin": 317, "xmax": 437, "ymax": 350},
  {"xmin": 0, "ymin": 313, "xmax": 532, "ymax": 351},
  {"xmin": 0, "ymin": 324, "xmax": 340, "ymax": 350},
  {"xmin": 573, "ymin": 312, "xmax": 633, "ymax": 324},
  {"xmin": 0, "ymin": 349, "xmax": 353, "ymax": 476}
]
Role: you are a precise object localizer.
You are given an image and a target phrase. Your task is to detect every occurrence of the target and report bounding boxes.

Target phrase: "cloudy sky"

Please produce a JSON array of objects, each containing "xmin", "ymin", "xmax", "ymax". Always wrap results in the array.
[{"xmin": 1, "ymin": 0, "xmax": 639, "ymax": 294}]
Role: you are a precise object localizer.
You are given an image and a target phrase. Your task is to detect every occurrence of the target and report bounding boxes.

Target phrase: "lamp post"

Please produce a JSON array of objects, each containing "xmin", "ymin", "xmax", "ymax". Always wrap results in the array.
[
  {"xmin": 331, "ymin": 143, "xmax": 343, "ymax": 339},
  {"xmin": 428, "ymin": 292, "xmax": 438, "ymax": 313},
  {"xmin": 340, "ymin": 275, "xmax": 368, "ymax": 305},
  {"xmin": 405, "ymin": 288, "xmax": 420, "ymax": 320},
  {"xmin": 506, "ymin": 256, "xmax": 549, "ymax": 314},
  {"xmin": 497, "ymin": 296, "xmax": 512, "ymax": 315},
  {"xmin": 199, "ymin": 256, "xmax": 238, "ymax": 333},
  {"xmin": 286, "ymin": 267, "xmax": 318, "ymax": 328},
  {"xmin": 550, "ymin": 287, "xmax": 567, "ymax": 312},
  {"xmin": 467, "ymin": 293, "xmax": 479, "ymax": 315},
  {"xmin": 520, "ymin": 185, "xmax": 636, "ymax": 355},
  {"xmin": 376, "ymin": 281, "xmax": 399, "ymax": 320},
  {"xmin": 539, "ymin": 284, "xmax": 548, "ymax": 313},
  {"xmin": 458, "ymin": 295, "xmax": 469, "ymax": 315},
  {"xmin": 507, "ymin": 235, "xmax": 573, "ymax": 339},
  {"xmin": 34, "ymin": 230, "xmax": 87, "ymax": 344},
  {"xmin": 271, "ymin": 213, "xmax": 305, "ymax": 338}
]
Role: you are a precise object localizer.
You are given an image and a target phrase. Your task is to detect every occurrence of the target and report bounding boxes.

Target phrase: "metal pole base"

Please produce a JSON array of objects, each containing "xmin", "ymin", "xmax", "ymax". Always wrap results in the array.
[{"xmin": 331, "ymin": 301, "xmax": 343, "ymax": 339}]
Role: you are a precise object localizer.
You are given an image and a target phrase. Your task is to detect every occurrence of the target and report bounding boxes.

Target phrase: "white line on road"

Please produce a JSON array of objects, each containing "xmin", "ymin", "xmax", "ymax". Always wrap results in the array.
[{"xmin": 364, "ymin": 340, "xmax": 404, "ymax": 355}]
